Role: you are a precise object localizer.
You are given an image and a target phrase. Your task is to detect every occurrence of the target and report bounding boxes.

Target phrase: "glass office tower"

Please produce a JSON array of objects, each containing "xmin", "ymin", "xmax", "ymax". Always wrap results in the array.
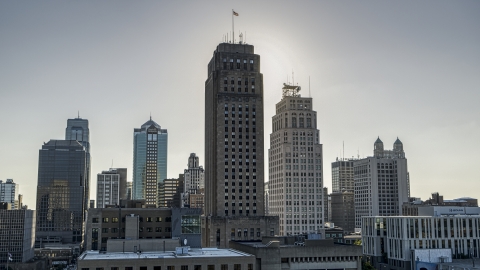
[
  {"xmin": 132, "ymin": 118, "xmax": 168, "ymax": 207},
  {"xmin": 35, "ymin": 140, "xmax": 88, "ymax": 245}
]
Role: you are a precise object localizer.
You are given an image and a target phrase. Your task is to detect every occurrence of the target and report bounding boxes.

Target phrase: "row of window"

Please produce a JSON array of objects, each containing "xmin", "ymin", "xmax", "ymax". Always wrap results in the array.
[
  {"xmin": 92, "ymin": 217, "xmax": 172, "ymax": 223},
  {"xmin": 82, "ymin": 264, "xmax": 252, "ymax": 270}
]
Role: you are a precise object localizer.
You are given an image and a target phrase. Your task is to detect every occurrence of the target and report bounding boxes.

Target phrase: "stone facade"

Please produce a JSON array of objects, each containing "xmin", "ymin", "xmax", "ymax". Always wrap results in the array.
[
  {"xmin": 202, "ymin": 215, "xmax": 279, "ymax": 248},
  {"xmin": 230, "ymin": 236, "xmax": 362, "ymax": 270}
]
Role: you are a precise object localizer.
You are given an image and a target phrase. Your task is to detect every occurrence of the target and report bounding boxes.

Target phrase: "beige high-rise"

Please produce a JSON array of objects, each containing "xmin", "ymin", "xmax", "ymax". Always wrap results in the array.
[{"xmin": 268, "ymin": 84, "xmax": 324, "ymax": 236}]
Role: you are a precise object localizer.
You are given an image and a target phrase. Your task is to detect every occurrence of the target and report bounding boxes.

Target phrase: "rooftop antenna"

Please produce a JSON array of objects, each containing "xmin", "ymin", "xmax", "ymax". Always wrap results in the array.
[
  {"xmin": 357, "ymin": 148, "xmax": 360, "ymax": 159},
  {"xmin": 245, "ymin": 31, "xmax": 247, "ymax": 44},
  {"xmin": 77, "ymin": 111, "xmax": 80, "ymax": 118},
  {"xmin": 343, "ymin": 141, "xmax": 345, "ymax": 160},
  {"xmin": 111, "ymin": 159, "xmax": 114, "ymax": 169},
  {"xmin": 292, "ymin": 70, "xmax": 294, "ymax": 86},
  {"xmin": 150, "ymin": 112, "xmax": 152, "ymax": 121}
]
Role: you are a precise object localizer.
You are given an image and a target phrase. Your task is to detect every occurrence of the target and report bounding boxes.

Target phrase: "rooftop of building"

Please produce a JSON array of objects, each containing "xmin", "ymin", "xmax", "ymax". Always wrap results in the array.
[{"xmin": 78, "ymin": 248, "xmax": 252, "ymax": 261}]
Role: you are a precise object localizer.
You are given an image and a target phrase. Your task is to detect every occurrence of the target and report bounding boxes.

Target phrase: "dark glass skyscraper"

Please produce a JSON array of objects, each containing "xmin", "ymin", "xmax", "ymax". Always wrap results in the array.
[
  {"xmin": 35, "ymin": 140, "xmax": 88, "ymax": 245},
  {"xmin": 132, "ymin": 118, "xmax": 168, "ymax": 207}
]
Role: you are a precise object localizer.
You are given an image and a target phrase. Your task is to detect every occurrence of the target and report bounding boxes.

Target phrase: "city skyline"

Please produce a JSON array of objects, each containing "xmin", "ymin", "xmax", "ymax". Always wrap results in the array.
[{"xmin": 1, "ymin": 1, "xmax": 479, "ymax": 209}]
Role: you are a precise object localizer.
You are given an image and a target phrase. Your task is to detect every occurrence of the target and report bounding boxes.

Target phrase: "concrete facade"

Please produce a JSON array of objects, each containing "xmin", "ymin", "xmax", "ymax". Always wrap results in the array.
[
  {"xmin": 85, "ymin": 205, "xmax": 202, "ymax": 251},
  {"xmin": 229, "ymin": 236, "xmax": 362, "ymax": 270},
  {"xmin": 362, "ymin": 215, "xmax": 480, "ymax": 270},
  {"xmin": 77, "ymin": 248, "xmax": 256, "ymax": 270},
  {"xmin": 202, "ymin": 215, "xmax": 279, "ymax": 248}
]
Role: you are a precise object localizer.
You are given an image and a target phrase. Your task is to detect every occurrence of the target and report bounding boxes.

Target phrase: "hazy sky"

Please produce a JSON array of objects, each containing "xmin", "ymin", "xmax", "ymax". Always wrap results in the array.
[{"xmin": 1, "ymin": 1, "xmax": 479, "ymax": 209}]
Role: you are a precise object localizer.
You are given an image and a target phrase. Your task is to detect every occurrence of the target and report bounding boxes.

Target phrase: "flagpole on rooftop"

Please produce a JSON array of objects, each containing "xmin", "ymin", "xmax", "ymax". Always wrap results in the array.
[{"xmin": 232, "ymin": 9, "xmax": 234, "ymax": 43}]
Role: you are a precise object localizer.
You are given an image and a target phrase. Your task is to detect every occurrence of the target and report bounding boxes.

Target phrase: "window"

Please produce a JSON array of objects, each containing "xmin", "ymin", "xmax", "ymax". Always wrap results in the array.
[
  {"xmin": 156, "ymin": 227, "xmax": 162, "ymax": 232},
  {"xmin": 154, "ymin": 267, "xmax": 161, "ymax": 270},
  {"xmin": 221, "ymin": 265, "xmax": 228, "ymax": 270},
  {"xmin": 102, "ymin": 228, "xmax": 109, "ymax": 233},
  {"xmin": 146, "ymin": 217, "xmax": 153, "ymax": 222},
  {"xmin": 92, "ymin": 217, "xmax": 99, "ymax": 223},
  {"xmin": 102, "ymin": 217, "xmax": 108, "ymax": 223},
  {"xmin": 181, "ymin": 266, "xmax": 188, "ymax": 270},
  {"xmin": 167, "ymin": 267, "xmax": 175, "ymax": 270},
  {"xmin": 112, "ymin": 217, "xmax": 118, "ymax": 223},
  {"xmin": 140, "ymin": 267, "xmax": 148, "ymax": 270},
  {"xmin": 111, "ymin": 268, "xmax": 119, "ymax": 270},
  {"xmin": 234, "ymin": 265, "xmax": 241, "ymax": 270},
  {"xmin": 208, "ymin": 266, "xmax": 215, "ymax": 270},
  {"xmin": 156, "ymin": 217, "xmax": 162, "ymax": 222},
  {"xmin": 250, "ymin": 60, "xmax": 254, "ymax": 70},
  {"xmin": 194, "ymin": 266, "xmax": 202, "ymax": 270}
]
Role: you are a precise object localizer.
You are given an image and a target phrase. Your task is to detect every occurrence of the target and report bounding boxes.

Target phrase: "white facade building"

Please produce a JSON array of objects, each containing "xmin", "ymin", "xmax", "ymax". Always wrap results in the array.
[
  {"xmin": 182, "ymin": 153, "xmax": 205, "ymax": 208},
  {"xmin": 354, "ymin": 137, "xmax": 409, "ymax": 228},
  {"xmin": 0, "ymin": 179, "xmax": 19, "ymax": 209},
  {"xmin": 96, "ymin": 170, "xmax": 122, "ymax": 208},
  {"xmin": 268, "ymin": 83, "xmax": 324, "ymax": 236},
  {"xmin": 362, "ymin": 214, "xmax": 480, "ymax": 270}
]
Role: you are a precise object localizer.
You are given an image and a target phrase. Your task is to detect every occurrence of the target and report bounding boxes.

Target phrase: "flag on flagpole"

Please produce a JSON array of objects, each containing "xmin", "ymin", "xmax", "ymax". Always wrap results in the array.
[{"xmin": 233, "ymin": 10, "xmax": 239, "ymax": 16}]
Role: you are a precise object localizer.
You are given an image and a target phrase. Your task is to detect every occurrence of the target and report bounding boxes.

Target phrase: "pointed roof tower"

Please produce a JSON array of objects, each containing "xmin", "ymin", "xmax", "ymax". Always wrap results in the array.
[{"xmin": 374, "ymin": 136, "xmax": 384, "ymax": 157}]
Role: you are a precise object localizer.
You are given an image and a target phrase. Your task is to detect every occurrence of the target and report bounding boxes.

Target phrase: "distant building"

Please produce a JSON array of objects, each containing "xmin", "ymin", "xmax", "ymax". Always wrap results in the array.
[
  {"xmin": 0, "ymin": 209, "xmax": 35, "ymax": 263},
  {"xmin": 189, "ymin": 188, "xmax": 205, "ymax": 210},
  {"xmin": 330, "ymin": 191, "xmax": 355, "ymax": 233},
  {"xmin": 354, "ymin": 137, "xmax": 409, "ymax": 229},
  {"xmin": 160, "ymin": 175, "xmax": 184, "ymax": 208},
  {"xmin": 35, "ymin": 140, "xmax": 88, "ymax": 246},
  {"xmin": 65, "ymin": 117, "xmax": 91, "ymax": 213},
  {"xmin": 230, "ymin": 236, "xmax": 362, "ymax": 270},
  {"xmin": 96, "ymin": 168, "xmax": 127, "ymax": 208},
  {"xmin": 403, "ymin": 192, "xmax": 478, "ymax": 216},
  {"xmin": 332, "ymin": 159, "xmax": 354, "ymax": 193},
  {"xmin": 132, "ymin": 118, "xmax": 168, "ymax": 207},
  {"xmin": 126, "ymin": 181, "xmax": 132, "ymax": 200},
  {"xmin": 182, "ymin": 153, "xmax": 205, "ymax": 208},
  {"xmin": 0, "ymin": 179, "xmax": 19, "ymax": 209}
]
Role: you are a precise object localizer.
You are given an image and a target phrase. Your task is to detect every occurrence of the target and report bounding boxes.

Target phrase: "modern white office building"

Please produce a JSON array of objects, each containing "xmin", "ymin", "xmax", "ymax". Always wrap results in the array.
[
  {"xmin": 362, "ymin": 213, "xmax": 480, "ymax": 270},
  {"xmin": 96, "ymin": 168, "xmax": 127, "ymax": 208},
  {"xmin": 268, "ymin": 83, "xmax": 324, "ymax": 236},
  {"xmin": 354, "ymin": 137, "xmax": 409, "ymax": 229},
  {"xmin": 0, "ymin": 179, "xmax": 19, "ymax": 209}
]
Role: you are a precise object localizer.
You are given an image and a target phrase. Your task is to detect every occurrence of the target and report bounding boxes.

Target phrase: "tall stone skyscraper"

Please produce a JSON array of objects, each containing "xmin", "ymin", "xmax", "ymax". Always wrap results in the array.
[
  {"xmin": 268, "ymin": 84, "xmax": 324, "ymax": 236},
  {"xmin": 330, "ymin": 159, "xmax": 355, "ymax": 233},
  {"xmin": 203, "ymin": 41, "xmax": 278, "ymax": 247},
  {"xmin": 35, "ymin": 140, "xmax": 88, "ymax": 245},
  {"xmin": 353, "ymin": 137, "xmax": 410, "ymax": 228},
  {"xmin": 132, "ymin": 118, "xmax": 168, "ymax": 207}
]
